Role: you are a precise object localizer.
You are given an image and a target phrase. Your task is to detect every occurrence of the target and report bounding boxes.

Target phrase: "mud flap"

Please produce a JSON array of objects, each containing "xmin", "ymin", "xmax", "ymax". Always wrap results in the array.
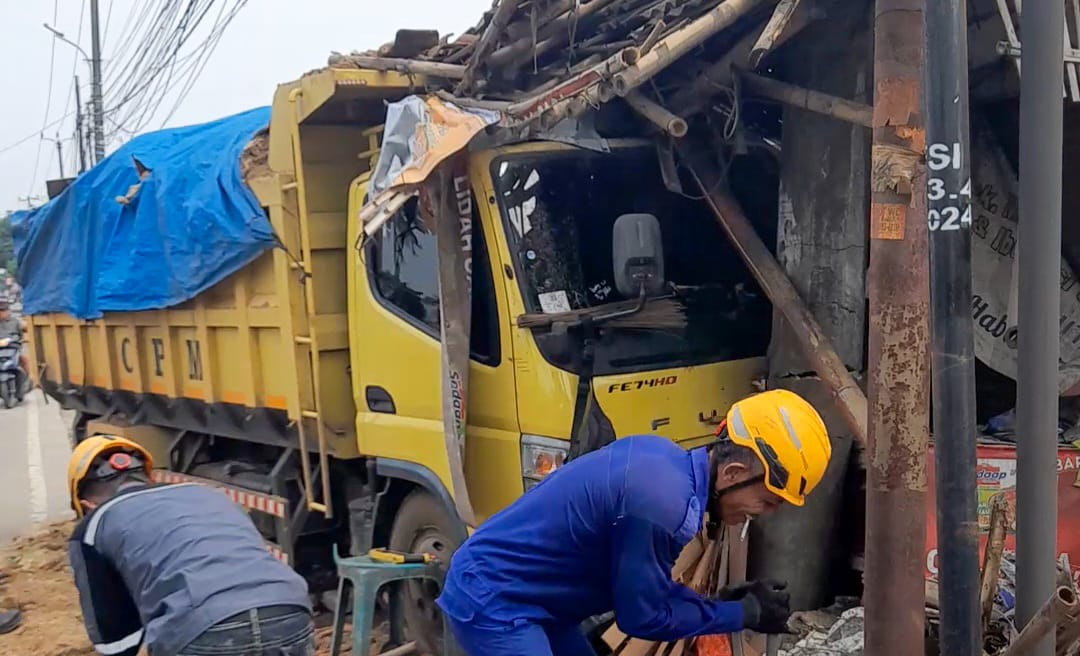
[{"xmin": 423, "ymin": 154, "xmax": 477, "ymax": 527}]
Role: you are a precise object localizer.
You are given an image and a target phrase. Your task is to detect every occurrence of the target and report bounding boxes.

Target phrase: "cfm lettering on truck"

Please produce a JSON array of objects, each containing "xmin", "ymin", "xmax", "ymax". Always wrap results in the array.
[
  {"xmin": 152, "ymin": 338, "xmax": 166, "ymax": 376},
  {"xmin": 186, "ymin": 339, "xmax": 203, "ymax": 381},
  {"xmin": 607, "ymin": 375, "xmax": 679, "ymax": 394},
  {"xmin": 121, "ymin": 337, "xmax": 135, "ymax": 374}
]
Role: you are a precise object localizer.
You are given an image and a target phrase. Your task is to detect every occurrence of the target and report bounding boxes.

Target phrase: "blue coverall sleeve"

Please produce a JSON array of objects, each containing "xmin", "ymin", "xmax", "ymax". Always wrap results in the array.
[{"xmin": 610, "ymin": 516, "xmax": 745, "ymax": 641}]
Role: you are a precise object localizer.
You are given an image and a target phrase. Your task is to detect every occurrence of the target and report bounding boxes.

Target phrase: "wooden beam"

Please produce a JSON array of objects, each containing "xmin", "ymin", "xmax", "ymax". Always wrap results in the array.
[
  {"xmin": 680, "ymin": 146, "xmax": 868, "ymax": 445},
  {"xmin": 749, "ymin": 0, "xmax": 803, "ymax": 67},
  {"xmin": 457, "ymin": 0, "xmax": 525, "ymax": 93},
  {"xmin": 337, "ymin": 56, "xmax": 466, "ymax": 79},
  {"xmin": 738, "ymin": 70, "xmax": 873, "ymax": 127}
]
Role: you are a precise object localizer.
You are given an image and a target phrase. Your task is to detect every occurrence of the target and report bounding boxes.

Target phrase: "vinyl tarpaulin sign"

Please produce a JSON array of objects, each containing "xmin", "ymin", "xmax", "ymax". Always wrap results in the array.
[
  {"xmin": 925, "ymin": 444, "xmax": 1080, "ymax": 587},
  {"xmin": 361, "ymin": 96, "xmax": 499, "ymax": 238},
  {"xmin": 12, "ymin": 107, "xmax": 273, "ymax": 319},
  {"xmin": 970, "ymin": 126, "xmax": 1080, "ymax": 393},
  {"xmin": 422, "ymin": 154, "xmax": 477, "ymax": 526}
]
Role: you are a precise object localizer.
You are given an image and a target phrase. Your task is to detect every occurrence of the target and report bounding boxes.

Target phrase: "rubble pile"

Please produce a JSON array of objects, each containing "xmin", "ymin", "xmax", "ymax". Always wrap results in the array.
[
  {"xmin": 780, "ymin": 607, "xmax": 864, "ymax": 656},
  {"xmin": 330, "ymin": 0, "xmax": 768, "ymax": 101},
  {"xmin": 324, "ymin": 0, "xmax": 818, "ymax": 139}
]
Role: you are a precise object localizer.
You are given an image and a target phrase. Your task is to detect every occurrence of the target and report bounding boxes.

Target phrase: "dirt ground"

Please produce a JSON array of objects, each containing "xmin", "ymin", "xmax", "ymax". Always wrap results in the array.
[
  {"xmin": 0, "ymin": 522, "xmax": 91, "ymax": 656},
  {"xmin": 0, "ymin": 521, "xmax": 376, "ymax": 656}
]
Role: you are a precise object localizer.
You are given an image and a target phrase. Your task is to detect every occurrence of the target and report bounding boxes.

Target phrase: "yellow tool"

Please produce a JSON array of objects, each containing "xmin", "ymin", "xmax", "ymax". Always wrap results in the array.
[{"xmin": 367, "ymin": 548, "xmax": 434, "ymax": 564}]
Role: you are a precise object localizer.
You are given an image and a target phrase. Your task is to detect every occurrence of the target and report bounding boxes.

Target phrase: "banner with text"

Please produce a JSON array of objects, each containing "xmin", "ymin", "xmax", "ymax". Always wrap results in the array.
[{"xmin": 971, "ymin": 126, "xmax": 1080, "ymax": 393}]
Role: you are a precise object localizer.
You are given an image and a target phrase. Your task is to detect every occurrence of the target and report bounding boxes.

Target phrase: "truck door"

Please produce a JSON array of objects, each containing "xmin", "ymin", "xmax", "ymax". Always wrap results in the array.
[{"xmin": 350, "ymin": 184, "xmax": 520, "ymax": 523}]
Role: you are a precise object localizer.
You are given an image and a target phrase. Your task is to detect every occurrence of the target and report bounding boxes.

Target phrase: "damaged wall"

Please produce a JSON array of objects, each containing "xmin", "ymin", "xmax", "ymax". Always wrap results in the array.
[{"xmin": 748, "ymin": 1, "xmax": 871, "ymax": 610}]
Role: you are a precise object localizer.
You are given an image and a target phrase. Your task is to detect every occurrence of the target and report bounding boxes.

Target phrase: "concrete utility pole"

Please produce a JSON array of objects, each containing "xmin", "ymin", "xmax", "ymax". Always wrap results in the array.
[
  {"xmin": 864, "ymin": 0, "xmax": 929, "ymax": 653},
  {"xmin": 1015, "ymin": 0, "xmax": 1065, "ymax": 654},
  {"xmin": 89, "ymin": 0, "xmax": 105, "ymax": 163},
  {"xmin": 924, "ymin": 0, "xmax": 980, "ymax": 652},
  {"xmin": 74, "ymin": 76, "xmax": 87, "ymax": 174}
]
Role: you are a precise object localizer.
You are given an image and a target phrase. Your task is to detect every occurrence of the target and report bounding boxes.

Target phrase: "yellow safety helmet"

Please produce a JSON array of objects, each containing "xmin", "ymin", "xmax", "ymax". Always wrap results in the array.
[
  {"xmin": 723, "ymin": 389, "xmax": 831, "ymax": 507},
  {"xmin": 67, "ymin": 434, "xmax": 154, "ymax": 518}
]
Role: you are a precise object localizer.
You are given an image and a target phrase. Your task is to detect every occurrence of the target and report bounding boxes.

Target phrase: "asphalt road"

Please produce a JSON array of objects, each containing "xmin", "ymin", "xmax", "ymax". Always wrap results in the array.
[{"xmin": 0, "ymin": 392, "xmax": 76, "ymax": 543}]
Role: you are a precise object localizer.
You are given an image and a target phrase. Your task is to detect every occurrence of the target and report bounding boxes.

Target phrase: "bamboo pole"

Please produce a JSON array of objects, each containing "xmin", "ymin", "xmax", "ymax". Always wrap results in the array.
[
  {"xmin": 680, "ymin": 146, "xmax": 868, "ymax": 445},
  {"xmin": 668, "ymin": 1, "xmax": 818, "ymax": 116},
  {"xmin": 749, "ymin": 0, "xmax": 802, "ymax": 67},
  {"xmin": 488, "ymin": 0, "xmax": 622, "ymax": 70},
  {"xmin": 738, "ymin": 70, "xmax": 873, "ymax": 127},
  {"xmin": 507, "ymin": 47, "xmax": 639, "ymax": 121},
  {"xmin": 457, "ymin": 0, "xmax": 525, "ymax": 93},
  {"xmin": 640, "ymin": 20, "xmax": 667, "ymax": 54},
  {"xmin": 337, "ymin": 56, "xmax": 467, "ymax": 79},
  {"xmin": 625, "ymin": 92, "xmax": 689, "ymax": 137},
  {"xmin": 980, "ymin": 494, "xmax": 1010, "ymax": 631},
  {"xmin": 1000, "ymin": 587, "xmax": 1079, "ymax": 656},
  {"xmin": 611, "ymin": 0, "xmax": 772, "ymax": 96}
]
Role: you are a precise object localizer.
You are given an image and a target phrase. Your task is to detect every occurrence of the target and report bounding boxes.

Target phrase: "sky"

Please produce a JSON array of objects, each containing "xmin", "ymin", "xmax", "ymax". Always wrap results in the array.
[{"xmin": 0, "ymin": 0, "xmax": 491, "ymax": 212}]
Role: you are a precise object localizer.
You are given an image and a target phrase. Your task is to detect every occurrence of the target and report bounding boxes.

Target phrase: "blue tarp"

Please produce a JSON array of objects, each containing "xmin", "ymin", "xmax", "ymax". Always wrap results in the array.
[{"xmin": 12, "ymin": 106, "xmax": 275, "ymax": 319}]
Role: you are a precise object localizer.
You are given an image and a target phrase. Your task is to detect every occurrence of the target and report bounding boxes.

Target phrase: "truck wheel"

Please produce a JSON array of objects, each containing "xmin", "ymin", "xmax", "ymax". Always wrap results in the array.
[{"xmin": 388, "ymin": 490, "xmax": 461, "ymax": 654}]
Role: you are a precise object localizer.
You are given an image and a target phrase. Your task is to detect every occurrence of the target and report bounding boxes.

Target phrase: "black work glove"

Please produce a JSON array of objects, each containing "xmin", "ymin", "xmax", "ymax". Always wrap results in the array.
[
  {"xmin": 715, "ymin": 581, "xmax": 755, "ymax": 601},
  {"xmin": 736, "ymin": 579, "xmax": 791, "ymax": 635}
]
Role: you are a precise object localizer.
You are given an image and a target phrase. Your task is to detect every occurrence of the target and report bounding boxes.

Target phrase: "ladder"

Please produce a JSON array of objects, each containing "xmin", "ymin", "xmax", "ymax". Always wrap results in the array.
[
  {"xmin": 995, "ymin": 0, "xmax": 1080, "ymax": 102},
  {"xmin": 284, "ymin": 88, "xmax": 333, "ymax": 517}
]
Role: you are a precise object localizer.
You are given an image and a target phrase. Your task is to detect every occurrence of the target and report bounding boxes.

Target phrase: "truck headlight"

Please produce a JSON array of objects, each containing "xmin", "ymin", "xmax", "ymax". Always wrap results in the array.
[{"xmin": 521, "ymin": 435, "xmax": 568, "ymax": 490}]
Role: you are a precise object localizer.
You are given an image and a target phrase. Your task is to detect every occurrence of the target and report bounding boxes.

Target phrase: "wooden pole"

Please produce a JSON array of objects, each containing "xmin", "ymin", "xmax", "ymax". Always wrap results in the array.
[
  {"xmin": 624, "ymin": 92, "xmax": 688, "ymax": 137},
  {"xmin": 488, "ymin": 0, "xmax": 621, "ymax": 70},
  {"xmin": 611, "ymin": 0, "xmax": 772, "ymax": 96},
  {"xmin": 457, "ymin": 0, "xmax": 525, "ymax": 93},
  {"xmin": 669, "ymin": 1, "xmax": 819, "ymax": 116},
  {"xmin": 980, "ymin": 494, "xmax": 1009, "ymax": 632},
  {"xmin": 738, "ymin": 70, "xmax": 873, "ymax": 127},
  {"xmin": 680, "ymin": 147, "xmax": 868, "ymax": 445},
  {"xmin": 750, "ymin": 0, "xmax": 803, "ymax": 67},
  {"xmin": 335, "ymin": 56, "xmax": 467, "ymax": 79}
]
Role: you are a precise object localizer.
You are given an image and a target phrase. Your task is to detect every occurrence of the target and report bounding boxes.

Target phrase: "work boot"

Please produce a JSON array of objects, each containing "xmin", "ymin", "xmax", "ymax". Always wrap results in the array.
[{"xmin": 0, "ymin": 609, "xmax": 21, "ymax": 634}]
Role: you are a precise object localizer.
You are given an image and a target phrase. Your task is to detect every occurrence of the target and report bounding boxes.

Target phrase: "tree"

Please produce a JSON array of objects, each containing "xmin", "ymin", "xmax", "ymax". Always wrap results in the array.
[{"xmin": 0, "ymin": 213, "xmax": 14, "ymax": 274}]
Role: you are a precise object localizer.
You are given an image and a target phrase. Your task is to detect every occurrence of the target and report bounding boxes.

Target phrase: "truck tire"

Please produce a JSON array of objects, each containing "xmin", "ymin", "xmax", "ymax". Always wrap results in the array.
[{"xmin": 388, "ymin": 490, "xmax": 462, "ymax": 654}]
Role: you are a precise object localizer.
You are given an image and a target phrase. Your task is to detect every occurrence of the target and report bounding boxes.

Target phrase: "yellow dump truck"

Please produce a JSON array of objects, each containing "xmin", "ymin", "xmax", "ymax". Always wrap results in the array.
[{"xmin": 26, "ymin": 66, "xmax": 769, "ymax": 642}]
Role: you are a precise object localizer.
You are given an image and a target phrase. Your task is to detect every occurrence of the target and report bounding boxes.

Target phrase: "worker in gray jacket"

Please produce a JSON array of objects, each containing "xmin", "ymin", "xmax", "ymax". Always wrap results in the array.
[{"xmin": 67, "ymin": 435, "xmax": 314, "ymax": 656}]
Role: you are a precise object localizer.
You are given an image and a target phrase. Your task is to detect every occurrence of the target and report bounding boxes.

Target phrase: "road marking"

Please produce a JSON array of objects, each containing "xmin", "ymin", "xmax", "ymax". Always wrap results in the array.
[{"xmin": 26, "ymin": 395, "xmax": 49, "ymax": 525}]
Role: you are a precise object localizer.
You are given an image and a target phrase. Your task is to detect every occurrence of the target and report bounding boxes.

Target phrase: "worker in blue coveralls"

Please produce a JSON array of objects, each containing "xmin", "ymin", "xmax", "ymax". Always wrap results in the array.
[{"xmin": 437, "ymin": 389, "xmax": 833, "ymax": 656}]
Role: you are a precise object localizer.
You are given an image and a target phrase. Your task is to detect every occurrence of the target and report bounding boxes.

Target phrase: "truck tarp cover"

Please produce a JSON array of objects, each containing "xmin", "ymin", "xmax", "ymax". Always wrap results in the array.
[{"xmin": 11, "ymin": 106, "xmax": 274, "ymax": 319}]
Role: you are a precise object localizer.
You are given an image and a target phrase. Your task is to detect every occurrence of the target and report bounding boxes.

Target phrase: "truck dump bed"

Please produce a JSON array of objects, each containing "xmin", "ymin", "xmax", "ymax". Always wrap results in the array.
[{"xmin": 27, "ymin": 99, "xmax": 369, "ymax": 459}]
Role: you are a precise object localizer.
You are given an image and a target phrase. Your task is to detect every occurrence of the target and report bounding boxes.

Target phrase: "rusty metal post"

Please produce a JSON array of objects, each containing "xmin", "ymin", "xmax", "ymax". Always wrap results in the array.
[{"xmin": 864, "ymin": 0, "xmax": 929, "ymax": 652}]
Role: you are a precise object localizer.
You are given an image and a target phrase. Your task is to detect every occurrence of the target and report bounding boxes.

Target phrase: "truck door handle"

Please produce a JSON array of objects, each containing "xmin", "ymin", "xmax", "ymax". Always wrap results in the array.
[{"xmin": 365, "ymin": 386, "xmax": 396, "ymax": 414}]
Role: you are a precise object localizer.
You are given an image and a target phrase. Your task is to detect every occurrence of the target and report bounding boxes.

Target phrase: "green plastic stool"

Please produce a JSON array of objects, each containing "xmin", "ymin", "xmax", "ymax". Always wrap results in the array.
[{"xmin": 328, "ymin": 549, "xmax": 459, "ymax": 656}]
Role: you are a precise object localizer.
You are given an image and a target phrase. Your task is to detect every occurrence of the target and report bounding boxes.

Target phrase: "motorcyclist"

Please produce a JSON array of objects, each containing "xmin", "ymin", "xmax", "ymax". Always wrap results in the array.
[{"xmin": 0, "ymin": 300, "xmax": 29, "ymax": 389}]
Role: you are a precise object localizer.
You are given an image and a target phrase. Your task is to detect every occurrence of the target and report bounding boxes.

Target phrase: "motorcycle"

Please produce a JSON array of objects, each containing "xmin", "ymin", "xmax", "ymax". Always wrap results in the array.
[{"xmin": 0, "ymin": 335, "xmax": 26, "ymax": 409}]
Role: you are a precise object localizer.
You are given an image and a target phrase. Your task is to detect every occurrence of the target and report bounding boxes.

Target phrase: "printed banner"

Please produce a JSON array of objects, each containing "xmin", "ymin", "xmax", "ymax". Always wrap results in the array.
[
  {"xmin": 423, "ymin": 153, "xmax": 477, "ymax": 527},
  {"xmin": 971, "ymin": 126, "xmax": 1080, "ymax": 392},
  {"xmin": 925, "ymin": 445, "xmax": 1080, "ymax": 586}
]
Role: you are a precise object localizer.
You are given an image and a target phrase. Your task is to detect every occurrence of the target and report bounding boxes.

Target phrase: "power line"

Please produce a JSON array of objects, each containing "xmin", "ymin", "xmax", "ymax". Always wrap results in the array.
[
  {"xmin": 60, "ymin": 0, "xmax": 88, "ymax": 151},
  {"xmin": 28, "ymin": 0, "xmax": 62, "ymax": 196},
  {"xmin": 0, "ymin": 110, "xmax": 77, "ymax": 158},
  {"xmin": 101, "ymin": 0, "xmax": 115, "ymax": 47},
  {"xmin": 159, "ymin": 0, "xmax": 249, "ymax": 127}
]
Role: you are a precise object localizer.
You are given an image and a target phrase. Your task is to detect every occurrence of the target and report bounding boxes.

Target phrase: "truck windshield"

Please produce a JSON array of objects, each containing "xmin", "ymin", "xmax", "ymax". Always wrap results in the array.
[{"xmin": 491, "ymin": 146, "xmax": 771, "ymax": 375}]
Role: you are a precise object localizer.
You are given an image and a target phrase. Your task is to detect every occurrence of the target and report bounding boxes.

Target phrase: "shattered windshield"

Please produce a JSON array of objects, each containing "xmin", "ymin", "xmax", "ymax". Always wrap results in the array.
[{"xmin": 491, "ymin": 146, "xmax": 771, "ymax": 374}]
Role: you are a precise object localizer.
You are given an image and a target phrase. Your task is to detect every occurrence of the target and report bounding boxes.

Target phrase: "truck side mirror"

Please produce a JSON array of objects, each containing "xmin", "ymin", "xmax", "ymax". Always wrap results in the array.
[{"xmin": 612, "ymin": 213, "xmax": 665, "ymax": 298}]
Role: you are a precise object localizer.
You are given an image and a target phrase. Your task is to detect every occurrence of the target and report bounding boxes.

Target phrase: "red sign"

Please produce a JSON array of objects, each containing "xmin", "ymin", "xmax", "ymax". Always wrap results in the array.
[{"xmin": 926, "ymin": 444, "xmax": 1080, "ymax": 586}]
